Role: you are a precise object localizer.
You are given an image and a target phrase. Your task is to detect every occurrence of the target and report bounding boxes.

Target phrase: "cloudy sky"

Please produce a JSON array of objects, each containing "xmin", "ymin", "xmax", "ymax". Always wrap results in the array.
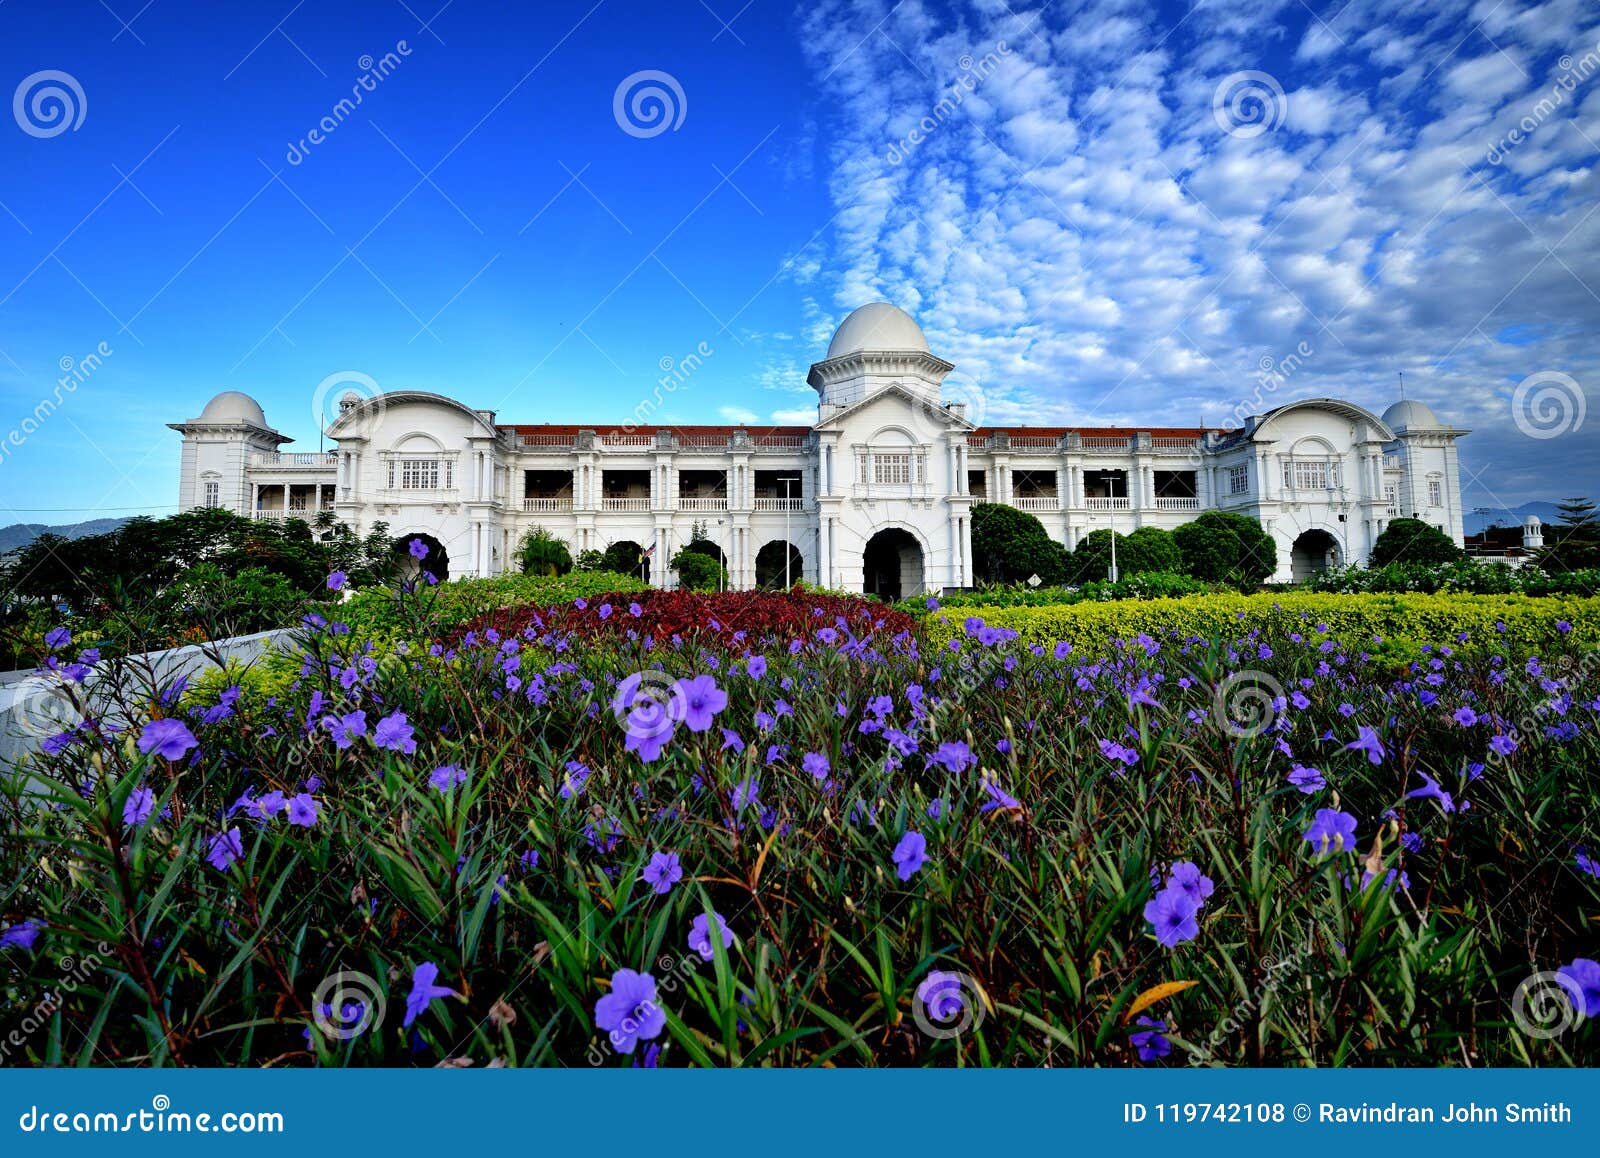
[{"xmin": 0, "ymin": 0, "xmax": 1595, "ymax": 518}]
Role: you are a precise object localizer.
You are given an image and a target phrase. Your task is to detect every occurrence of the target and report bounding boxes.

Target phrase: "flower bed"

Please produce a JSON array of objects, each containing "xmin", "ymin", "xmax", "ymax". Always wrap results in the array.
[
  {"xmin": 2, "ymin": 596, "xmax": 1597, "ymax": 1068},
  {"xmin": 454, "ymin": 588, "xmax": 916, "ymax": 649}
]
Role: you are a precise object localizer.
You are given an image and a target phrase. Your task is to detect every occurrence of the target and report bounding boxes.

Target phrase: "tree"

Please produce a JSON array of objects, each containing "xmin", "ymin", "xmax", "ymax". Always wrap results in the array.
[
  {"xmin": 1172, "ymin": 511, "xmax": 1278, "ymax": 588},
  {"xmin": 600, "ymin": 541, "xmax": 649, "ymax": 581},
  {"xmin": 517, "ymin": 527, "xmax": 573, "ymax": 576},
  {"xmin": 1069, "ymin": 525, "xmax": 1180, "ymax": 582},
  {"xmin": 670, "ymin": 547, "xmax": 726, "ymax": 592},
  {"xmin": 970, "ymin": 503, "xmax": 1071, "ymax": 586},
  {"xmin": 1369, "ymin": 517, "xmax": 1464, "ymax": 567},
  {"xmin": 572, "ymin": 548, "xmax": 606, "ymax": 572},
  {"xmin": 1538, "ymin": 497, "xmax": 1600, "ymax": 572}
]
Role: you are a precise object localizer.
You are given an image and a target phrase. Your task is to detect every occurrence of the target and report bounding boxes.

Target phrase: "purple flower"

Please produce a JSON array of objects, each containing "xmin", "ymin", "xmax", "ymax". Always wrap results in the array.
[
  {"xmin": 402, "ymin": 961, "xmax": 458, "ymax": 1027},
  {"xmin": 1303, "ymin": 809, "xmax": 1359, "ymax": 855},
  {"xmin": 802, "ymin": 751, "xmax": 830, "ymax": 781},
  {"xmin": 408, "ymin": 538, "xmax": 429, "ymax": 560},
  {"xmin": 0, "ymin": 919, "xmax": 45, "ymax": 950},
  {"xmin": 1490, "ymin": 734, "xmax": 1518, "ymax": 757},
  {"xmin": 746, "ymin": 655, "xmax": 767, "ymax": 679},
  {"xmin": 373, "ymin": 711, "xmax": 417, "ymax": 754},
  {"xmin": 1166, "ymin": 860, "xmax": 1215, "ymax": 906},
  {"xmin": 642, "ymin": 851, "xmax": 683, "ymax": 896},
  {"xmin": 1557, "ymin": 958, "xmax": 1599, "ymax": 1019},
  {"xmin": 206, "ymin": 828, "xmax": 244, "ymax": 872},
  {"xmin": 1405, "ymin": 772, "xmax": 1455, "ymax": 813},
  {"xmin": 428, "ymin": 764, "xmax": 466, "ymax": 793},
  {"xmin": 1098, "ymin": 738, "xmax": 1140, "ymax": 766},
  {"xmin": 594, "ymin": 968, "xmax": 666, "ymax": 1055},
  {"xmin": 1286, "ymin": 764, "xmax": 1325, "ymax": 794},
  {"xmin": 688, "ymin": 911, "xmax": 736, "ymax": 961},
  {"xmin": 979, "ymin": 779, "xmax": 1021, "ymax": 813},
  {"xmin": 327, "ymin": 571, "xmax": 347, "ymax": 591},
  {"xmin": 916, "ymin": 971, "xmax": 965, "ymax": 1024},
  {"xmin": 44, "ymin": 627, "xmax": 72, "ymax": 650},
  {"xmin": 324, "ymin": 710, "xmax": 367, "ymax": 750},
  {"xmin": 1143, "ymin": 886, "xmax": 1201, "ymax": 948},
  {"xmin": 1130, "ymin": 1015, "xmax": 1171, "ymax": 1061},
  {"xmin": 1452, "ymin": 706, "xmax": 1478, "ymax": 727},
  {"xmin": 1344, "ymin": 725, "xmax": 1385, "ymax": 765},
  {"xmin": 286, "ymin": 793, "xmax": 319, "ymax": 827},
  {"xmin": 891, "ymin": 830, "xmax": 928, "ymax": 881},
  {"xmin": 929, "ymin": 741, "xmax": 974, "ymax": 774},
  {"xmin": 123, "ymin": 785, "xmax": 156, "ymax": 827},
  {"xmin": 672, "ymin": 674, "xmax": 727, "ymax": 733},
  {"xmin": 138, "ymin": 718, "xmax": 198, "ymax": 761},
  {"xmin": 626, "ymin": 716, "xmax": 672, "ymax": 762}
]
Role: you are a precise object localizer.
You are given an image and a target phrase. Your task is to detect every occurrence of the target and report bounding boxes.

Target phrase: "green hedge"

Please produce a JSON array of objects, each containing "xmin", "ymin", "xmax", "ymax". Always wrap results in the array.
[
  {"xmin": 339, "ymin": 570, "xmax": 650, "ymax": 639},
  {"xmin": 922, "ymin": 591, "xmax": 1600, "ymax": 658}
]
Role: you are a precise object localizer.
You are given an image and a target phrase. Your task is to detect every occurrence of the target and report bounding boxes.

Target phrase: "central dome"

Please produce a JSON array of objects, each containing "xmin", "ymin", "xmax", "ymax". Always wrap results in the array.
[{"xmin": 825, "ymin": 302, "xmax": 929, "ymax": 359}]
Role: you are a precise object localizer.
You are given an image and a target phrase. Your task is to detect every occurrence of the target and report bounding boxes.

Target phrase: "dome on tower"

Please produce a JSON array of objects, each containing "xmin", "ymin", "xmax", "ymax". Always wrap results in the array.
[
  {"xmin": 196, "ymin": 390, "xmax": 269, "ymax": 427},
  {"xmin": 1382, "ymin": 399, "xmax": 1441, "ymax": 431},
  {"xmin": 825, "ymin": 302, "xmax": 930, "ymax": 359}
]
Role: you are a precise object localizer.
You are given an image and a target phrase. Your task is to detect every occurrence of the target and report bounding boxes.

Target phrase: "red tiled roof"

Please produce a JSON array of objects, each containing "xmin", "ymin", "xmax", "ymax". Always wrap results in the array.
[
  {"xmin": 969, "ymin": 426, "xmax": 1229, "ymax": 437},
  {"xmin": 505, "ymin": 424, "xmax": 811, "ymax": 437}
]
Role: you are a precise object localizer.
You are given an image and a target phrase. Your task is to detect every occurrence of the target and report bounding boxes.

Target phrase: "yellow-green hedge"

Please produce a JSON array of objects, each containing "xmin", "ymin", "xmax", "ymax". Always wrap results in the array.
[{"xmin": 921, "ymin": 592, "xmax": 1600, "ymax": 658}]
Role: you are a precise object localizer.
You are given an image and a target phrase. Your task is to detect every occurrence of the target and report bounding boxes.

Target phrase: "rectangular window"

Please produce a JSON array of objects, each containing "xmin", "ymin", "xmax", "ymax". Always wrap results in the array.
[
  {"xmin": 1384, "ymin": 484, "xmax": 1397, "ymax": 512},
  {"xmin": 1428, "ymin": 479, "xmax": 1442, "ymax": 506},
  {"xmin": 400, "ymin": 459, "xmax": 441, "ymax": 490},
  {"xmin": 204, "ymin": 480, "xmax": 220, "ymax": 508},
  {"xmin": 1228, "ymin": 464, "xmax": 1248, "ymax": 495},
  {"xmin": 1284, "ymin": 460, "xmax": 1339, "ymax": 490},
  {"xmin": 873, "ymin": 453, "xmax": 911, "ymax": 485}
]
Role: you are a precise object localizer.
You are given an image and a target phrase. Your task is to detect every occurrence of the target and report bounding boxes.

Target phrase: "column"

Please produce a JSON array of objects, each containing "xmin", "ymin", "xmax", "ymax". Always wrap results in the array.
[{"xmin": 818, "ymin": 518, "xmax": 831, "ymax": 588}]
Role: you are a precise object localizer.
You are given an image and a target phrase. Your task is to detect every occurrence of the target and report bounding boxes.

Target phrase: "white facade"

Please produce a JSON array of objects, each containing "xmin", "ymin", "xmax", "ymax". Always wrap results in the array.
[{"xmin": 170, "ymin": 304, "xmax": 1469, "ymax": 592}]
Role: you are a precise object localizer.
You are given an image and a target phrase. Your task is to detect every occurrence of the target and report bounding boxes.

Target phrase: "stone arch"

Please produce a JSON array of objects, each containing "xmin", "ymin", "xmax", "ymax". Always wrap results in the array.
[
  {"xmin": 1290, "ymin": 528, "xmax": 1341, "ymax": 582},
  {"xmin": 755, "ymin": 539, "xmax": 805, "ymax": 589},
  {"xmin": 395, "ymin": 532, "xmax": 450, "ymax": 583},
  {"xmin": 862, "ymin": 526, "xmax": 925, "ymax": 602}
]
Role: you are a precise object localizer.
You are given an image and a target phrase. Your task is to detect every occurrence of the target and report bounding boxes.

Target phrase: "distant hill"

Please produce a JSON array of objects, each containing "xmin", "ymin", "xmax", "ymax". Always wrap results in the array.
[
  {"xmin": 0, "ymin": 518, "xmax": 132, "ymax": 556},
  {"xmin": 1462, "ymin": 502, "xmax": 1564, "ymax": 536}
]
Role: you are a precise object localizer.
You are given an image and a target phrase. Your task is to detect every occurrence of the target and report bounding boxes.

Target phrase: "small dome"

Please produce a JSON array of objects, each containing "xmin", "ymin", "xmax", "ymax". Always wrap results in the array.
[
  {"xmin": 825, "ymin": 302, "xmax": 930, "ymax": 359},
  {"xmin": 197, "ymin": 390, "xmax": 268, "ymax": 427},
  {"xmin": 1382, "ymin": 399, "xmax": 1441, "ymax": 431}
]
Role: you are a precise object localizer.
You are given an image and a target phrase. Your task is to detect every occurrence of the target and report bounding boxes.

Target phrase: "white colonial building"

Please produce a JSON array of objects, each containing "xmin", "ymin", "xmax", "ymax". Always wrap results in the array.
[{"xmin": 170, "ymin": 303, "xmax": 1467, "ymax": 595}]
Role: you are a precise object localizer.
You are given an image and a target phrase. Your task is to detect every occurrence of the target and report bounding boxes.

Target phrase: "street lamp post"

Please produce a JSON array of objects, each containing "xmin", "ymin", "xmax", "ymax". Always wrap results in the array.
[{"xmin": 781, "ymin": 476, "xmax": 796, "ymax": 587}]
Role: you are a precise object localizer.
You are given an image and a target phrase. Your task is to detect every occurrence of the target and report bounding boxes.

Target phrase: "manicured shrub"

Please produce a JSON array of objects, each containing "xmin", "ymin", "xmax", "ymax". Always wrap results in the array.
[
  {"xmin": 921, "ymin": 591, "xmax": 1600, "ymax": 659},
  {"xmin": 459, "ymin": 588, "xmax": 913, "ymax": 648},
  {"xmin": 340, "ymin": 570, "xmax": 649, "ymax": 639},
  {"xmin": 1069, "ymin": 526, "xmax": 1180, "ymax": 582},
  {"xmin": 970, "ymin": 503, "xmax": 1071, "ymax": 585},
  {"xmin": 897, "ymin": 572, "xmax": 1211, "ymax": 616},
  {"xmin": 1172, "ymin": 510, "xmax": 1277, "ymax": 587},
  {"xmin": 670, "ymin": 548, "xmax": 727, "ymax": 592},
  {"xmin": 1370, "ymin": 517, "xmax": 1464, "ymax": 567}
]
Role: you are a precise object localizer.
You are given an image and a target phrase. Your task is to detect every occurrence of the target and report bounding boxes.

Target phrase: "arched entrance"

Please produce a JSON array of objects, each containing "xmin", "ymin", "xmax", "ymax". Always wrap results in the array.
[
  {"xmin": 755, "ymin": 540, "xmax": 804, "ymax": 589},
  {"xmin": 863, "ymin": 528, "xmax": 923, "ymax": 602},
  {"xmin": 1290, "ymin": 529, "xmax": 1340, "ymax": 582},
  {"xmin": 395, "ymin": 533, "xmax": 450, "ymax": 583}
]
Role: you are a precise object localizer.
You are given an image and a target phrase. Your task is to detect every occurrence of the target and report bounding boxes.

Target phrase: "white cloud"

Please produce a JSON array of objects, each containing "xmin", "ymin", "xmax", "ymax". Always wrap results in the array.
[{"xmin": 792, "ymin": 0, "xmax": 1600, "ymax": 503}]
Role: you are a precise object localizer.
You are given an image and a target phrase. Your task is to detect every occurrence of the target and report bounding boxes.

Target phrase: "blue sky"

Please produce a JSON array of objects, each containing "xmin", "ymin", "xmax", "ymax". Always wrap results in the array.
[{"xmin": 1, "ymin": 0, "xmax": 1596, "ymax": 519}]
